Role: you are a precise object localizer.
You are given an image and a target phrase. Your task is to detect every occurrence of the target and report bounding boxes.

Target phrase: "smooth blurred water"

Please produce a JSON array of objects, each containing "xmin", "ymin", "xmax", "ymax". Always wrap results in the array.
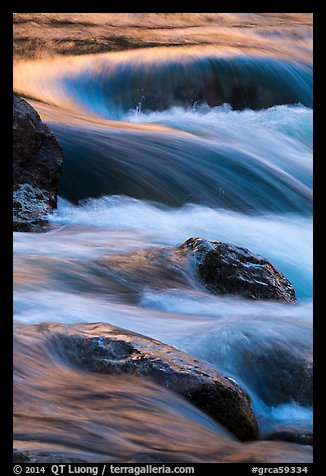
[
  {"xmin": 44, "ymin": 196, "xmax": 312, "ymax": 299},
  {"xmin": 14, "ymin": 47, "xmax": 313, "ymax": 119},
  {"xmin": 13, "ymin": 213, "xmax": 313, "ymax": 441},
  {"xmin": 13, "ymin": 14, "xmax": 313, "ymax": 462}
]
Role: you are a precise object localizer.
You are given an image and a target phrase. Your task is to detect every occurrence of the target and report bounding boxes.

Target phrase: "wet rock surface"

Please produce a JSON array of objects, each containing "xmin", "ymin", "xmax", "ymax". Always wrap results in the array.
[
  {"xmin": 125, "ymin": 441, "xmax": 313, "ymax": 463},
  {"xmin": 13, "ymin": 94, "xmax": 63, "ymax": 231},
  {"xmin": 177, "ymin": 237, "xmax": 297, "ymax": 302},
  {"xmin": 43, "ymin": 322, "xmax": 259, "ymax": 442}
]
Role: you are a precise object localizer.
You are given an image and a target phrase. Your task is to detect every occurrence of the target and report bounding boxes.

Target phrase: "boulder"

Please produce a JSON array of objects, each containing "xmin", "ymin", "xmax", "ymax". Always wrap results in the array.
[
  {"xmin": 98, "ymin": 237, "xmax": 297, "ymax": 303},
  {"xmin": 125, "ymin": 441, "xmax": 313, "ymax": 463},
  {"xmin": 177, "ymin": 237, "xmax": 297, "ymax": 302},
  {"xmin": 45, "ymin": 322, "xmax": 259, "ymax": 442},
  {"xmin": 13, "ymin": 94, "xmax": 63, "ymax": 231}
]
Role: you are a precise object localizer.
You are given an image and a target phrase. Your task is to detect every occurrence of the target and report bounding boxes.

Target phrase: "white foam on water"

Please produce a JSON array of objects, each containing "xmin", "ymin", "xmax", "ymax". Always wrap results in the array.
[{"xmin": 47, "ymin": 197, "xmax": 312, "ymax": 299}]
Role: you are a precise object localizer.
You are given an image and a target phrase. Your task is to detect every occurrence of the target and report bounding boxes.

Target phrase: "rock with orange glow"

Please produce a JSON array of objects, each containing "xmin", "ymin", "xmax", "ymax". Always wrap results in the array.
[
  {"xmin": 44, "ymin": 321, "xmax": 259, "ymax": 442},
  {"xmin": 13, "ymin": 94, "xmax": 63, "ymax": 231}
]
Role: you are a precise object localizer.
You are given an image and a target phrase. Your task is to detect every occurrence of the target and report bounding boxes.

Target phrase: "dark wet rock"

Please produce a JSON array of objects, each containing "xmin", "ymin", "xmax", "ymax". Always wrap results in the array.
[
  {"xmin": 44, "ymin": 322, "xmax": 259, "ymax": 442},
  {"xmin": 177, "ymin": 237, "xmax": 297, "ymax": 302},
  {"xmin": 97, "ymin": 237, "xmax": 297, "ymax": 304},
  {"xmin": 13, "ymin": 93, "xmax": 63, "ymax": 231},
  {"xmin": 13, "ymin": 449, "xmax": 86, "ymax": 463},
  {"xmin": 125, "ymin": 441, "xmax": 313, "ymax": 463},
  {"xmin": 267, "ymin": 430, "xmax": 313, "ymax": 446}
]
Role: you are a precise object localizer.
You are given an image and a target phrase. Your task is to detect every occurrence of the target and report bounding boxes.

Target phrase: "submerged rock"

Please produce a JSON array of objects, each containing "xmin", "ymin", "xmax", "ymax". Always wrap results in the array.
[
  {"xmin": 44, "ymin": 322, "xmax": 259, "ymax": 442},
  {"xmin": 97, "ymin": 247, "xmax": 191, "ymax": 302},
  {"xmin": 13, "ymin": 94, "xmax": 63, "ymax": 231},
  {"xmin": 177, "ymin": 237, "xmax": 297, "ymax": 302}
]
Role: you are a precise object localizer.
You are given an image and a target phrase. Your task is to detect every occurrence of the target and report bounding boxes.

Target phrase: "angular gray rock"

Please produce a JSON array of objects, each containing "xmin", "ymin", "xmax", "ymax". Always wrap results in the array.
[{"xmin": 13, "ymin": 93, "xmax": 63, "ymax": 231}]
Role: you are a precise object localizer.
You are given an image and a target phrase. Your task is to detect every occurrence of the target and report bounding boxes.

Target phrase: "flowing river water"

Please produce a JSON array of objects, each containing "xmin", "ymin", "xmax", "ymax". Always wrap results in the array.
[{"xmin": 13, "ymin": 13, "xmax": 313, "ymax": 463}]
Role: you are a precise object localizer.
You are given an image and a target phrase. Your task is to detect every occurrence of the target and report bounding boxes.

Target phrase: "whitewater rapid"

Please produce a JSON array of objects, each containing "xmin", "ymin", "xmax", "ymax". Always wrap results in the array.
[{"xmin": 13, "ymin": 31, "xmax": 313, "ymax": 462}]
